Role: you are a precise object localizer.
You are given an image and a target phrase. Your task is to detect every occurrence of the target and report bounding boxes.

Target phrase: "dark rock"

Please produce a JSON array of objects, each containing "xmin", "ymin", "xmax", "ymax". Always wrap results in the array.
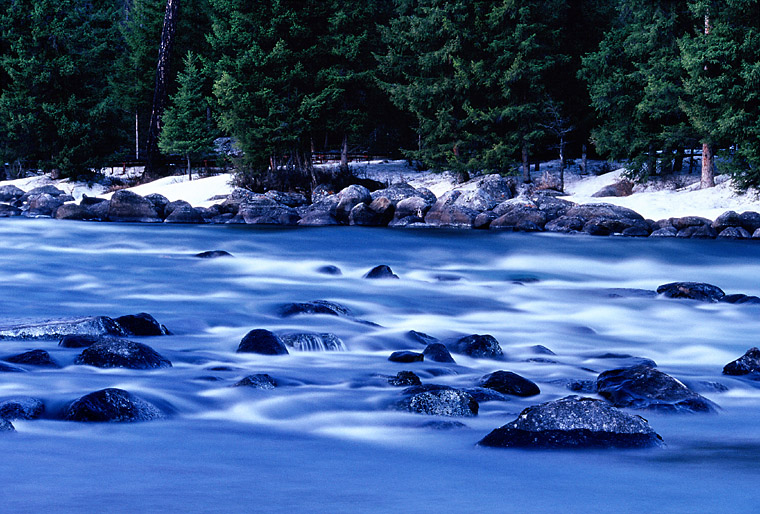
[
  {"xmin": 364, "ymin": 265, "xmax": 399, "ymax": 279},
  {"xmin": 55, "ymin": 203, "xmax": 100, "ymax": 221},
  {"xmin": 531, "ymin": 345, "xmax": 556, "ymax": 355},
  {"xmin": 371, "ymin": 183, "xmax": 422, "ymax": 204},
  {"xmin": 408, "ymin": 330, "xmax": 438, "ymax": 345},
  {"xmin": 264, "ymin": 190, "xmax": 308, "ymax": 208},
  {"xmin": 712, "ymin": 210, "xmax": 743, "ymax": 232},
  {"xmin": 566, "ymin": 379, "xmax": 598, "ymax": 394},
  {"xmin": 23, "ymin": 193, "xmax": 65, "ymax": 217},
  {"xmin": 297, "ymin": 198, "xmax": 340, "ymax": 226},
  {"xmin": 165, "ymin": 202, "xmax": 205, "ymax": 224},
  {"xmin": 5, "ymin": 349, "xmax": 60, "ymax": 368},
  {"xmin": 75, "ymin": 338, "xmax": 172, "ymax": 369},
  {"xmin": 79, "ymin": 195, "xmax": 106, "ymax": 207},
  {"xmin": 59, "ymin": 334, "xmax": 101, "ymax": 348},
  {"xmin": 144, "ymin": 194, "xmax": 170, "ymax": 218},
  {"xmin": 233, "ymin": 373, "xmax": 277, "ymax": 389},
  {"xmin": 389, "ymin": 371, "xmax": 422, "ymax": 387},
  {"xmin": 473, "ymin": 211, "xmax": 497, "ymax": 229},
  {"xmin": 718, "ymin": 226, "xmax": 751, "ymax": 239},
  {"xmin": 0, "ymin": 204, "xmax": 22, "ymax": 217},
  {"xmin": 533, "ymin": 195, "xmax": 575, "ymax": 221},
  {"xmin": 671, "ymin": 216, "xmax": 711, "ymax": 230},
  {"xmin": 0, "ymin": 419, "xmax": 14, "ymax": 432},
  {"xmin": 89, "ymin": 200, "xmax": 111, "ymax": 220},
  {"xmin": 478, "ymin": 370, "xmax": 540, "ymax": 397},
  {"xmin": 420, "ymin": 420, "xmax": 467, "ymax": 430},
  {"xmin": 465, "ymin": 387, "xmax": 512, "ymax": 403},
  {"xmin": 650, "ymin": 226, "xmax": 678, "ymax": 237},
  {"xmin": 402, "ymin": 384, "xmax": 455, "ymax": 396},
  {"xmin": 582, "ymin": 222, "xmax": 612, "ymax": 236},
  {"xmin": 622, "ymin": 226, "xmax": 650, "ymax": 237},
  {"xmin": 566, "ymin": 203, "xmax": 647, "ymax": 234},
  {"xmin": 586, "ymin": 353, "xmax": 657, "ymax": 369},
  {"xmin": 490, "ymin": 202, "xmax": 547, "ymax": 230},
  {"xmin": 422, "ymin": 343, "xmax": 456, "ymax": 364},
  {"xmin": 316, "ymin": 265, "xmax": 342, "ymax": 275},
  {"xmin": 238, "ymin": 200, "xmax": 299, "ymax": 225},
  {"xmin": 114, "ymin": 313, "xmax": 170, "ymax": 336},
  {"xmin": 477, "ymin": 395, "xmax": 663, "ymax": 449},
  {"xmin": 394, "ymin": 196, "xmax": 434, "ymax": 221},
  {"xmin": 335, "ymin": 184, "xmax": 372, "ymax": 222},
  {"xmin": 545, "ymin": 216, "xmax": 585, "ymax": 233},
  {"xmin": 279, "ymin": 333, "xmax": 346, "ymax": 351},
  {"xmin": 194, "ymin": 250, "xmax": 233, "ymax": 259},
  {"xmin": 424, "ymin": 191, "xmax": 479, "ymax": 228},
  {"xmin": 24, "ymin": 185, "xmax": 66, "ymax": 197},
  {"xmin": 597, "ymin": 365, "xmax": 717, "ymax": 413},
  {"xmin": 63, "ymin": 388, "xmax": 164, "ymax": 422},
  {"xmin": 0, "ymin": 397, "xmax": 44, "ymax": 420},
  {"xmin": 656, "ymin": 282, "xmax": 725, "ymax": 302},
  {"xmin": 721, "ymin": 294, "xmax": 760, "ymax": 304},
  {"xmin": 349, "ymin": 197, "xmax": 395, "ymax": 226},
  {"xmin": 677, "ymin": 225, "xmax": 717, "ymax": 239},
  {"xmin": 389, "ymin": 351, "xmax": 424, "ymax": 363},
  {"xmin": 0, "ymin": 316, "xmax": 125, "ymax": 340},
  {"xmin": 591, "ymin": 180, "xmax": 634, "ymax": 198},
  {"xmin": 108, "ymin": 190, "xmax": 162, "ymax": 222},
  {"xmin": 278, "ymin": 300, "xmax": 352, "ymax": 318},
  {"xmin": 398, "ymin": 388, "xmax": 478, "ymax": 417},
  {"xmin": 0, "ymin": 184, "xmax": 25, "ymax": 202},
  {"xmin": 447, "ymin": 334, "xmax": 504, "ymax": 360},
  {"xmin": 236, "ymin": 329, "xmax": 289, "ymax": 355},
  {"xmin": 0, "ymin": 362, "xmax": 25, "ymax": 372},
  {"xmin": 723, "ymin": 347, "xmax": 760, "ymax": 376},
  {"xmin": 739, "ymin": 211, "xmax": 760, "ymax": 233}
]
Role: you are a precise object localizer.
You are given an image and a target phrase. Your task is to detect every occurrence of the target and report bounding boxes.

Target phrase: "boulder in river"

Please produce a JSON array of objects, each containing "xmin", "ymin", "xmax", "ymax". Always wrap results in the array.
[
  {"xmin": 279, "ymin": 333, "xmax": 346, "ymax": 352},
  {"xmin": 422, "ymin": 343, "xmax": 456, "ymax": 364},
  {"xmin": 4, "ymin": 349, "xmax": 60, "ymax": 368},
  {"xmin": 596, "ymin": 365, "xmax": 717, "ymax": 413},
  {"xmin": 114, "ymin": 313, "xmax": 171, "ymax": 336},
  {"xmin": 59, "ymin": 334, "xmax": 101, "ymax": 348},
  {"xmin": 398, "ymin": 387, "xmax": 478, "ymax": 417},
  {"xmin": 236, "ymin": 329, "xmax": 289, "ymax": 355},
  {"xmin": 0, "ymin": 419, "xmax": 14, "ymax": 432},
  {"xmin": 424, "ymin": 191, "xmax": 479, "ymax": 228},
  {"xmin": 389, "ymin": 371, "xmax": 422, "ymax": 387},
  {"xmin": 389, "ymin": 351, "xmax": 424, "ymax": 363},
  {"xmin": 278, "ymin": 300, "xmax": 353, "ymax": 318},
  {"xmin": 364, "ymin": 265, "xmax": 399, "ymax": 279},
  {"xmin": 477, "ymin": 395, "xmax": 663, "ymax": 449},
  {"xmin": 446, "ymin": 334, "xmax": 504, "ymax": 360},
  {"xmin": 233, "ymin": 374, "xmax": 277, "ymax": 389},
  {"xmin": 0, "ymin": 397, "xmax": 45, "ymax": 420},
  {"xmin": 63, "ymin": 388, "xmax": 164, "ymax": 422},
  {"xmin": 478, "ymin": 370, "xmax": 540, "ymax": 397},
  {"xmin": 0, "ymin": 316, "xmax": 125, "ymax": 340},
  {"xmin": 723, "ymin": 347, "xmax": 760, "ymax": 376},
  {"xmin": 75, "ymin": 338, "xmax": 172, "ymax": 369},
  {"xmin": 194, "ymin": 250, "xmax": 233, "ymax": 259},
  {"xmin": 656, "ymin": 282, "xmax": 725, "ymax": 302}
]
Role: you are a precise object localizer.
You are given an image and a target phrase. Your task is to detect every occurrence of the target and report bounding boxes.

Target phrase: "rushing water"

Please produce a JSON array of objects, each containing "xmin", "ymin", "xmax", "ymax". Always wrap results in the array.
[{"xmin": 2, "ymin": 219, "xmax": 760, "ymax": 513}]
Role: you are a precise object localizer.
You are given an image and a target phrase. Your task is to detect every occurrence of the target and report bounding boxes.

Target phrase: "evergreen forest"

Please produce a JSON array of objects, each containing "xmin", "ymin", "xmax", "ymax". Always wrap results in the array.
[{"xmin": 0, "ymin": 0, "xmax": 758, "ymax": 190}]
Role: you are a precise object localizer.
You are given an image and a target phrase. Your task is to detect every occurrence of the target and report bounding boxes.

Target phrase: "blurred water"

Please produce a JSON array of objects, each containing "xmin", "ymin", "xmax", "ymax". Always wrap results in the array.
[{"xmin": 1, "ymin": 219, "xmax": 760, "ymax": 513}]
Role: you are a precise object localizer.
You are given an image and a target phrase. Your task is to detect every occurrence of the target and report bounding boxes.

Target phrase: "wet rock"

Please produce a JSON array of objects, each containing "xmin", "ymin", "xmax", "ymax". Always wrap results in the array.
[
  {"xmin": 739, "ymin": 211, "xmax": 760, "ymax": 233},
  {"xmin": 0, "ymin": 184, "xmax": 25, "ymax": 202},
  {"xmin": 451, "ymin": 174, "xmax": 514, "ymax": 211},
  {"xmin": 408, "ymin": 331, "xmax": 438, "ymax": 345},
  {"xmin": 477, "ymin": 395, "xmax": 663, "ymax": 449},
  {"xmin": 236, "ymin": 329, "xmax": 289, "ymax": 355},
  {"xmin": 364, "ymin": 265, "xmax": 399, "ymax": 279},
  {"xmin": 233, "ymin": 373, "xmax": 277, "ymax": 389},
  {"xmin": 420, "ymin": 420, "xmax": 467, "ymax": 430},
  {"xmin": 596, "ymin": 365, "xmax": 717, "ymax": 413},
  {"xmin": 63, "ymin": 388, "xmax": 164, "ymax": 422},
  {"xmin": 297, "ymin": 197, "xmax": 340, "ymax": 226},
  {"xmin": 0, "ymin": 362, "xmax": 25, "ymax": 372},
  {"xmin": 59, "ymin": 334, "xmax": 101, "ymax": 348},
  {"xmin": 107, "ymin": 190, "xmax": 162, "ymax": 222},
  {"xmin": 0, "ymin": 419, "xmax": 14, "ymax": 432},
  {"xmin": 712, "ymin": 210, "xmax": 743, "ymax": 232},
  {"xmin": 545, "ymin": 216, "xmax": 585, "ymax": 233},
  {"xmin": 144, "ymin": 193, "xmax": 170, "ymax": 218},
  {"xmin": 389, "ymin": 351, "xmax": 424, "ymax": 363},
  {"xmin": 650, "ymin": 226, "xmax": 677, "ymax": 237},
  {"xmin": 194, "ymin": 250, "xmax": 233, "ymax": 259},
  {"xmin": 478, "ymin": 370, "xmax": 540, "ymax": 397},
  {"xmin": 0, "ymin": 316, "xmax": 125, "ymax": 340},
  {"xmin": 422, "ymin": 343, "xmax": 456, "ymax": 364},
  {"xmin": 238, "ymin": 200, "xmax": 299, "ymax": 225},
  {"xmin": 721, "ymin": 294, "xmax": 760, "ymax": 304},
  {"xmin": 490, "ymin": 201, "xmax": 547, "ymax": 230},
  {"xmin": 55, "ymin": 203, "xmax": 100, "ymax": 221},
  {"xmin": 591, "ymin": 180, "xmax": 634, "ymax": 198},
  {"xmin": 23, "ymin": 193, "xmax": 66, "ymax": 217},
  {"xmin": 398, "ymin": 388, "xmax": 478, "ymax": 417},
  {"xmin": 4, "ymin": 349, "xmax": 60, "ymax": 368},
  {"xmin": 723, "ymin": 347, "xmax": 760, "ymax": 376},
  {"xmin": 671, "ymin": 216, "xmax": 712, "ymax": 230},
  {"xmin": 335, "ymin": 184, "xmax": 371, "ymax": 222},
  {"xmin": 389, "ymin": 371, "xmax": 422, "ymax": 387},
  {"xmin": 424, "ymin": 191, "xmax": 479, "ymax": 228},
  {"xmin": 349, "ymin": 197, "xmax": 395, "ymax": 226},
  {"xmin": 165, "ymin": 202, "xmax": 205, "ymax": 224},
  {"xmin": 622, "ymin": 226, "xmax": 650, "ymax": 237},
  {"xmin": 280, "ymin": 333, "xmax": 346, "ymax": 352},
  {"xmin": 656, "ymin": 282, "xmax": 725, "ymax": 302},
  {"xmin": 677, "ymin": 225, "xmax": 717, "ymax": 239},
  {"xmin": 394, "ymin": 196, "xmax": 434, "ymax": 221},
  {"xmin": 0, "ymin": 204, "xmax": 22, "ymax": 217},
  {"xmin": 566, "ymin": 379, "xmax": 598, "ymax": 394},
  {"xmin": 316, "ymin": 265, "xmax": 342, "ymax": 275},
  {"xmin": 264, "ymin": 190, "xmax": 308, "ymax": 208},
  {"xmin": 585, "ymin": 353, "xmax": 657, "ymax": 369},
  {"xmin": 473, "ymin": 211, "xmax": 497, "ymax": 229},
  {"xmin": 446, "ymin": 334, "xmax": 504, "ymax": 360},
  {"xmin": 114, "ymin": 313, "xmax": 171, "ymax": 336},
  {"xmin": 0, "ymin": 397, "xmax": 45, "ymax": 420},
  {"xmin": 465, "ymin": 387, "xmax": 512, "ymax": 403},
  {"xmin": 371, "ymin": 183, "xmax": 423, "ymax": 204},
  {"xmin": 718, "ymin": 226, "xmax": 751, "ymax": 239},
  {"xmin": 565, "ymin": 203, "xmax": 647, "ymax": 234},
  {"xmin": 75, "ymin": 338, "xmax": 172, "ymax": 369},
  {"xmin": 278, "ymin": 300, "xmax": 352, "ymax": 318}
]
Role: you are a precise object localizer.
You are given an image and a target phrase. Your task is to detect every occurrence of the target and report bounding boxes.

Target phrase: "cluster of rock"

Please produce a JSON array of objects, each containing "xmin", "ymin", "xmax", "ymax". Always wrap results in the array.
[{"xmin": 4, "ymin": 176, "xmax": 760, "ymax": 239}]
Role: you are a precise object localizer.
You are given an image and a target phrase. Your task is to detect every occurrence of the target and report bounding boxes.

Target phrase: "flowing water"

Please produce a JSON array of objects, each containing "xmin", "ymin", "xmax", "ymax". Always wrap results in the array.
[{"xmin": 2, "ymin": 219, "xmax": 760, "ymax": 512}]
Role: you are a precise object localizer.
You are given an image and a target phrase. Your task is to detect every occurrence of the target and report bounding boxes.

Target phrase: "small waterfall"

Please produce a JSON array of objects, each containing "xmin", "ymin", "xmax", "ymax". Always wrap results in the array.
[{"xmin": 280, "ymin": 333, "xmax": 347, "ymax": 352}]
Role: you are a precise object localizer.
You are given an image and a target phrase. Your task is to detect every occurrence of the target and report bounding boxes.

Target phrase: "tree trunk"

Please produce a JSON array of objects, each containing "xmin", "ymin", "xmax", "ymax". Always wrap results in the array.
[
  {"xmin": 340, "ymin": 133, "xmax": 348, "ymax": 172},
  {"xmin": 186, "ymin": 153, "xmax": 191, "ymax": 180},
  {"xmin": 135, "ymin": 110, "xmax": 139, "ymax": 160},
  {"xmin": 144, "ymin": 0, "xmax": 180, "ymax": 179},
  {"xmin": 558, "ymin": 136, "xmax": 565, "ymax": 192},
  {"xmin": 521, "ymin": 144, "xmax": 530, "ymax": 183},
  {"xmin": 701, "ymin": 143, "xmax": 715, "ymax": 188},
  {"xmin": 689, "ymin": 148, "xmax": 694, "ymax": 173},
  {"xmin": 581, "ymin": 143, "xmax": 587, "ymax": 175},
  {"xmin": 673, "ymin": 147, "xmax": 683, "ymax": 172},
  {"xmin": 647, "ymin": 143, "xmax": 656, "ymax": 176}
]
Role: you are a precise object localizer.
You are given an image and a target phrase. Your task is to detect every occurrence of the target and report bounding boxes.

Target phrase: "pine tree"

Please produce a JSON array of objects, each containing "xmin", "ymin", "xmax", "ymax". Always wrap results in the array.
[{"xmin": 158, "ymin": 52, "xmax": 215, "ymax": 179}]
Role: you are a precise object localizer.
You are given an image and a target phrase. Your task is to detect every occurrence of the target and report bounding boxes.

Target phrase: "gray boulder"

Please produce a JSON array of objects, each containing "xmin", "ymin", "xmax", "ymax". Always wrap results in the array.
[
  {"xmin": 165, "ymin": 202, "xmax": 205, "ymax": 224},
  {"xmin": 75, "ymin": 338, "xmax": 172, "ymax": 369},
  {"xmin": 335, "ymin": 184, "xmax": 371, "ymax": 222},
  {"xmin": 656, "ymin": 282, "xmax": 725, "ymax": 302},
  {"xmin": 264, "ymin": 190, "xmax": 308, "ymax": 207},
  {"xmin": 398, "ymin": 387, "xmax": 478, "ymax": 417},
  {"xmin": 477, "ymin": 395, "xmax": 663, "ymax": 449},
  {"xmin": 108, "ymin": 190, "xmax": 162, "ymax": 222},
  {"xmin": 446, "ymin": 334, "xmax": 504, "ymax": 360},
  {"xmin": 64, "ymin": 388, "xmax": 164, "ymax": 422},
  {"xmin": 0, "ymin": 185, "xmax": 25, "ymax": 203},
  {"xmin": 545, "ymin": 215, "xmax": 585, "ymax": 233},
  {"xmin": 490, "ymin": 201, "xmax": 547, "ymax": 230},
  {"xmin": 425, "ymin": 191, "xmax": 479, "ymax": 228},
  {"xmin": 718, "ymin": 226, "xmax": 750, "ymax": 239},
  {"xmin": 478, "ymin": 370, "xmax": 540, "ymax": 397},
  {"xmin": 723, "ymin": 347, "xmax": 760, "ymax": 376},
  {"xmin": 55, "ymin": 203, "xmax": 99, "ymax": 221},
  {"xmin": 234, "ymin": 373, "xmax": 277, "ymax": 389},
  {"xmin": 0, "ymin": 397, "xmax": 45, "ymax": 420},
  {"xmin": 0, "ymin": 204, "xmax": 22, "ymax": 217},
  {"xmin": 238, "ymin": 200, "xmax": 299, "ymax": 225},
  {"xmin": 0, "ymin": 316, "xmax": 125, "ymax": 340},
  {"xmin": 23, "ymin": 193, "xmax": 65, "ymax": 217},
  {"xmin": 144, "ymin": 193, "xmax": 170, "ymax": 218},
  {"xmin": 591, "ymin": 180, "xmax": 633, "ymax": 198},
  {"xmin": 237, "ymin": 329, "xmax": 289, "ymax": 355},
  {"xmin": 451, "ymin": 174, "xmax": 513, "ymax": 211}
]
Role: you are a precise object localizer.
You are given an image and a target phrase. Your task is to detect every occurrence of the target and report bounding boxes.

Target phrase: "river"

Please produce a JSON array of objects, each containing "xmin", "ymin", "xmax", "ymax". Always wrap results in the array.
[{"xmin": 1, "ymin": 219, "xmax": 759, "ymax": 512}]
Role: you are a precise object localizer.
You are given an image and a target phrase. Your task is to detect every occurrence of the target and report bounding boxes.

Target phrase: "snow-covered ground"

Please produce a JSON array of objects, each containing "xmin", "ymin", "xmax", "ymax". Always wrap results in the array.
[{"xmin": 4, "ymin": 159, "xmax": 760, "ymax": 221}]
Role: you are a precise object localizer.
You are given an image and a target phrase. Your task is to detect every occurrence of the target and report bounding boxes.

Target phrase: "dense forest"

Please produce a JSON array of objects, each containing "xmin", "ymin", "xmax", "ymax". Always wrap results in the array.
[{"xmin": 0, "ymin": 0, "xmax": 758, "ymax": 190}]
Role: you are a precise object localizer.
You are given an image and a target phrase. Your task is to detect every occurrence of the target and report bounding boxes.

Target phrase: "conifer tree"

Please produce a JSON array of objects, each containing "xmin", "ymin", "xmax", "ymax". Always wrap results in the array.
[{"xmin": 158, "ymin": 52, "xmax": 215, "ymax": 179}]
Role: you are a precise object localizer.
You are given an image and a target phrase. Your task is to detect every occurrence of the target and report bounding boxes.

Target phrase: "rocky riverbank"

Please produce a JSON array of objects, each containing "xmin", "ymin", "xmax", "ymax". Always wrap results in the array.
[{"xmin": 2, "ymin": 173, "xmax": 760, "ymax": 240}]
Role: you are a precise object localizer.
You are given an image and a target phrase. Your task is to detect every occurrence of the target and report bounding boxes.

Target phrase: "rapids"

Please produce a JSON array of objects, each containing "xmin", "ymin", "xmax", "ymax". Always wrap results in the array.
[{"xmin": 1, "ymin": 219, "xmax": 760, "ymax": 512}]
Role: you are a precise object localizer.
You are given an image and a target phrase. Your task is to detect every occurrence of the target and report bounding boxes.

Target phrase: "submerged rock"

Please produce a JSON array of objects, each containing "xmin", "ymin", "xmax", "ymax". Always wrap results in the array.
[
  {"xmin": 446, "ymin": 334, "xmax": 504, "ymax": 360},
  {"xmin": 0, "ymin": 362, "xmax": 25, "ymax": 373},
  {"xmin": 596, "ymin": 365, "xmax": 717, "ymax": 413},
  {"xmin": 0, "ymin": 397, "xmax": 45, "ymax": 420},
  {"xmin": 316, "ymin": 265, "xmax": 342, "ymax": 276},
  {"xmin": 114, "ymin": 313, "xmax": 171, "ymax": 336},
  {"xmin": 364, "ymin": 265, "xmax": 399, "ymax": 279},
  {"xmin": 63, "ymin": 388, "xmax": 164, "ymax": 422},
  {"xmin": 278, "ymin": 300, "xmax": 352, "ymax": 318},
  {"xmin": 389, "ymin": 371, "xmax": 422, "ymax": 387},
  {"xmin": 389, "ymin": 351, "xmax": 424, "ymax": 363},
  {"xmin": 423, "ymin": 343, "xmax": 456, "ymax": 364},
  {"xmin": 279, "ymin": 333, "xmax": 346, "ymax": 352},
  {"xmin": 0, "ymin": 316, "xmax": 125, "ymax": 340},
  {"xmin": 59, "ymin": 334, "xmax": 101, "ymax": 348},
  {"xmin": 4, "ymin": 349, "xmax": 60, "ymax": 368},
  {"xmin": 237, "ymin": 329, "xmax": 289, "ymax": 355},
  {"xmin": 656, "ymin": 282, "xmax": 725, "ymax": 302},
  {"xmin": 233, "ymin": 374, "xmax": 277, "ymax": 389},
  {"xmin": 721, "ymin": 294, "xmax": 760, "ymax": 304},
  {"xmin": 75, "ymin": 338, "xmax": 172, "ymax": 369},
  {"xmin": 0, "ymin": 419, "xmax": 14, "ymax": 432},
  {"xmin": 407, "ymin": 330, "xmax": 438, "ymax": 345},
  {"xmin": 194, "ymin": 250, "xmax": 233, "ymax": 259},
  {"xmin": 478, "ymin": 395, "xmax": 663, "ymax": 449},
  {"xmin": 478, "ymin": 370, "xmax": 540, "ymax": 397},
  {"xmin": 398, "ymin": 388, "xmax": 478, "ymax": 417},
  {"xmin": 723, "ymin": 347, "xmax": 760, "ymax": 376}
]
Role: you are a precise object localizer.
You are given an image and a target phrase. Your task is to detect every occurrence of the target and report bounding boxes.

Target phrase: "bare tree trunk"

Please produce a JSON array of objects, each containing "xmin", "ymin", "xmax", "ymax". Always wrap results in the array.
[
  {"xmin": 186, "ymin": 153, "xmax": 191, "ymax": 180},
  {"xmin": 647, "ymin": 143, "xmax": 656, "ymax": 176},
  {"xmin": 144, "ymin": 0, "xmax": 180, "ymax": 179},
  {"xmin": 135, "ymin": 111, "xmax": 140, "ymax": 160},
  {"xmin": 340, "ymin": 133, "xmax": 348, "ymax": 172},
  {"xmin": 673, "ymin": 147, "xmax": 683, "ymax": 172},
  {"xmin": 581, "ymin": 143, "xmax": 587, "ymax": 175},
  {"xmin": 701, "ymin": 143, "xmax": 715, "ymax": 188},
  {"xmin": 521, "ymin": 144, "xmax": 530, "ymax": 183},
  {"xmin": 558, "ymin": 136, "xmax": 566, "ymax": 192},
  {"xmin": 689, "ymin": 148, "xmax": 694, "ymax": 173}
]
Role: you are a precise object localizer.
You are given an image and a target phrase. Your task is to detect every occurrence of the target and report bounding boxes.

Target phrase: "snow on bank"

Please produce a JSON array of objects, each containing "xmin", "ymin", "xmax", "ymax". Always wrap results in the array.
[
  {"xmin": 1, "ymin": 174, "xmax": 107, "ymax": 201},
  {"xmin": 99, "ymin": 173, "xmax": 235, "ymax": 208}
]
